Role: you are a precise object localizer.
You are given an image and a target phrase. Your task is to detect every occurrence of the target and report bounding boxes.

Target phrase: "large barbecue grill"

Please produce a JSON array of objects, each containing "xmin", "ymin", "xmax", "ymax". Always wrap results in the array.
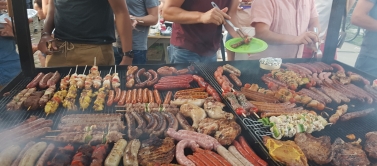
[{"xmin": 2, "ymin": 0, "xmax": 375, "ymax": 165}]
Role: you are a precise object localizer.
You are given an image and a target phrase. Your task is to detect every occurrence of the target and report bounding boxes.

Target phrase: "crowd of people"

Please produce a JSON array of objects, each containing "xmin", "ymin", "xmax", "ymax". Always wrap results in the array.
[{"xmin": 0, "ymin": 0, "xmax": 376, "ymax": 87}]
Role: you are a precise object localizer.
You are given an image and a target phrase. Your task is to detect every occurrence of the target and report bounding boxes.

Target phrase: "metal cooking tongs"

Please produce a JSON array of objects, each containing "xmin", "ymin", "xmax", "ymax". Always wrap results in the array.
[{"xmin": 211, "ymin": 2, "xmax": 247, "ymax": 40}]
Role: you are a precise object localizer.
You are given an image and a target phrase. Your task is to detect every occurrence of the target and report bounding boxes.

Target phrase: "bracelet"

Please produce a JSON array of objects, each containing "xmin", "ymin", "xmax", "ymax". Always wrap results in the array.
[{"xmin": 41, "ymin": 32, "xmax": 51, "ymax": 37}]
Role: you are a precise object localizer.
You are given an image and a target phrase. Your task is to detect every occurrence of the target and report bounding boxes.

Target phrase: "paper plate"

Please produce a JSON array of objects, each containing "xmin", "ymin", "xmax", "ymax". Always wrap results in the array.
[
  {"xmin": 225, "ymin": 37, "xmax": 268, "ymax": 54},
  {"xmin": 0, "ymin": 9, "xmax": 37, "ymax": 23}
]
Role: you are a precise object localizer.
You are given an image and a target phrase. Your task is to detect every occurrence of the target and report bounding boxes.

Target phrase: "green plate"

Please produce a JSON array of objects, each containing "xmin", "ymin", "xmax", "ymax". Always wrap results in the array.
[{"xmin": 225, "ymin": 37, "xmax": 268, "ymax": 54}]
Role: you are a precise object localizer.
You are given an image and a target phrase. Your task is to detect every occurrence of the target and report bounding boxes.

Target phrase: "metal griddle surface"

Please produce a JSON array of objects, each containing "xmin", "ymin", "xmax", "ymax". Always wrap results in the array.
[
  {"xmin": 0, "ymin": 63, "xmax": 276, "ymax": 165},
  {"xmin": 196, "ymin": 59, "xmax": 377, "ymax": 166}
]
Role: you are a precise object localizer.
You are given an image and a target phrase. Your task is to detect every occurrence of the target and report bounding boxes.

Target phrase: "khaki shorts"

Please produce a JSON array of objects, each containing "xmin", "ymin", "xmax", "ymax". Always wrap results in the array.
[{"xmin": 46, "ymin": 40, "xmax": 115, "ymax": 67}]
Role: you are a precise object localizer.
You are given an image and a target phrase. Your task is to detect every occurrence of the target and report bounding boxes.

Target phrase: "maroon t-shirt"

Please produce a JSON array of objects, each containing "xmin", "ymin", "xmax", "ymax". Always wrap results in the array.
[{"xmin": 170, "ymin": 0, "xmax": 231, "ymax": 56}]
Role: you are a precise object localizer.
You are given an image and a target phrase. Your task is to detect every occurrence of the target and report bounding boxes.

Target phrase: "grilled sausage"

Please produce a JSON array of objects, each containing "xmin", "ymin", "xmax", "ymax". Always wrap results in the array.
[
  {"xmin": 0, "ymin": 145, "xmax": 21, "ymax": 166},
  {"xmin": 148, "ymin": 90, "xmax": 155, "ymax": 103},
  {"xmin": 131, "ymin": 89, "xmax": 137, "ymax": 104},
  {"xmin": 11, "ymin": 142, "xmax": 35, "ymax": 166},
  {"xmin": 125, "ymin": 90, "xmax": 132, "ymax": 104},
  {"xmin": 118, "ymin": 90, "xmax": 127, "ymax": 106},
  {"xmin": 176, "ymin": 112, "xmax": 195, "ymax": 131},
  {"xmin": 163, "ymin": 91, "xmax": 172, "ymax": 104},
  {"xmin": 216, "ymin": 145, "xmax": 244, "ymax": 166},
  {"xmin": 137, "ymin": 88, "xmax": 143, "ymax": 103},
  {"xmin": 39, "ymin": 72, "xmax": 53, "ymax": 89},
  {"xmin": 340, "ymin": 108, "xmax": 375, "ymax": 121},
  {"xmin": 228, "ymin": 146, "xmax": 253, "ymax": 166},
  {"xmin": 147, "ymin": 69, "xmax": 159, "ymax": 86},
  {"xmin": 153, "ymin": 89, "xmax": 162, "ymax": 104},
  {"xmin": 142, "ymin": 88, "xmax": 149, "ymax": 103},
  {"xmin": 131, "ymin": 112, "xmax": 146, "ymax": 134},
  {"xmin": 163, "ymin": 112, "xmax": 179, "ymax": 136},
  {"xmin": 229, "ymin": 73, "xmax": 242, "ymax": 87},
  {"xmin": 151, "ymin": 113, "xmax": 167, "ymax": 137},
  {"xmin": 19, "ymin": 142, "xmax": 48, "ymax": 166},
  {"xmin": 176, "ymin": 140, "xmax": 198, "ymax": 166},
  {"xmin": 107, "ymin": 90, "xmax": 115, "ymax": 106},
  {"xmin": 104, "ymin": 139, "xmax": 128, "ymax": 166},
  {"xmin": 114, "ymin": 88, "xmax": 121, "ymax": 103},
  {"xmin": 26, "ymin": 72, "xmax": 44, "ymax": 89},
  {"xmin": 36, "ymin": 143, "xmax": 55, "ymax": 166},
  {"xmin": 47, "ymin": 71, "xmax": 61, "ymax": 87},
  {"xmin": 143, "ymin": 112, "xmax": 158, "ymax": 134},
  {"xmin": 123, "ymin": 139, "xmax": 141, "ymax": 166}
]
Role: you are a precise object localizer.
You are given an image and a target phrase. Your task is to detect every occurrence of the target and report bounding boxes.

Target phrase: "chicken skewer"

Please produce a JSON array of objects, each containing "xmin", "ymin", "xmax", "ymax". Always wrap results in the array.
[
  {"xmin": 45, "ymin": 89, "xmax": 68, "ymax": 116},
  {"xmin": 93, "ymin": 73, "xmax": 102, "ymax": 89},
  {"xmin": 60, "ymin": 68, "xmax": 72, "ymax": 90},
  {"xmin": 79, "ymin": 89, "xmax": 93, "ymax": 110},
  {"xmin": 76, "ymin": 65, "xmax": 87, "ymax": 89},
  {"xmin": 93, "ymin": 87, "xmax": 108, "ymax": 111},
  {"xmin": 90, "ymin": 57, "xmax": 100, "ymax": 76},
  {"xmin": 70, "ymin": 65, "xmax": 79, "ymax": 86},
  {"xmin": 103, "ymin": 67, "xmax": 112, "ymax": 89},
  {"xmin": 112, "ymin": 65, "xmax": 120, "ymax": 89}
]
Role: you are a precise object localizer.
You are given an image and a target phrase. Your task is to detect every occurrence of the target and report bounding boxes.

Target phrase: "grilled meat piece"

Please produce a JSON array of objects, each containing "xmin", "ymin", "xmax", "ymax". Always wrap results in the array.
[
  {"xmin": 332, "ymin": 138, "xmax": 370, "ymax": 166},
  {"xmin": 197, "ymin": 118, "xmax": 219, "ymax": 135},
  {"xmin": 294, "ymin": 133, "xmax": 333, "ymax": 165},
  {"xmin": 365, "ymin": 132, "xmax": 377, "ymax": 159},
  {"xmin": 48, "ymin": 144, "xmax": 75, "ymax": 166},
  {"xmin": 214, "ymin": 119, "xmax": 241, "ymax": 146},
  {"xmin": 138, "ymin": 137, "xmax": 175, "ymax": 166},
  {"xmin": 203, "ymin": 97, "xmax": 234, "ymax": 120}
]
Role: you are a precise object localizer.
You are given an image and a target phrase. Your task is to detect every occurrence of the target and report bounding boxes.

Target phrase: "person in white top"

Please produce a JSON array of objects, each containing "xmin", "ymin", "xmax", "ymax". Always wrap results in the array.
[{"xmin": 302, "ymin": 0, "xmax": 334, "ymax": 58}]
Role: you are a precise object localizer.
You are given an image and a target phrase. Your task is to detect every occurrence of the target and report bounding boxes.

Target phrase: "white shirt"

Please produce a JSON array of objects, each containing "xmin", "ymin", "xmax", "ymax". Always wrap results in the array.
[{"xmin": 315, "ymin": 0, "xmax": 333, "ymax": 40}]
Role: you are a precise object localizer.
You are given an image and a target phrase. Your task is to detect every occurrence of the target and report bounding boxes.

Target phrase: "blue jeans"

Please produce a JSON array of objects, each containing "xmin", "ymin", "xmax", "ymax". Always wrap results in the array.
[
  {"xmin": 355, "ymin": 54, "xmax": 377, "ymax": 77},
  {"xmin": 168, "ymin": 45, "xmax": 217, "ymax": 63},
  {"xmin": 113, "ymin": 47, "xmax": 147, "ymax": 65},
  {"xmin": 0, "ymin": 37, "xmax": 21, "ymax": 86}
]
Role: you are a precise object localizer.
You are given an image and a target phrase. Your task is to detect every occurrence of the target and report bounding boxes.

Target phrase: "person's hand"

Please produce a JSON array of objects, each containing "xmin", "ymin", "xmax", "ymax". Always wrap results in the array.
[
  {"xmin": 293, "ymin": 31, "xmax": 318, "ymax": 45},
  {"xmin": 0, "ymin": 1, "xmax": 7, "ymax": 10},
  {"xmin": 32, "ymin": 44, "xmax": 38, "ymax": 53},
  {"xmin": 0, "ymin": 18, "xmax": 14, "ymax": 37},
  {"xmin": 199, "ymin": 7, "xmax": 230, "ymax": 25},
  {"xmin": 129, "ymin": 15, "xmax": 138, "ymax": 29},
  {"xmin": 119, "ymin": 56, "xmax": 132, "ymax": 65},
  {"xmin": 38, "ymin": 33, "xmax": 57, "ymax": 54}
]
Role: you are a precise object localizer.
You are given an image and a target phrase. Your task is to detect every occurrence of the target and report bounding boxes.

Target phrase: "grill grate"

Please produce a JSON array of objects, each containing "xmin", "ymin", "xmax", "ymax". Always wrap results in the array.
[{"xmin": 195, "ymin": 60, "xmax": 377, "ymax": 166}]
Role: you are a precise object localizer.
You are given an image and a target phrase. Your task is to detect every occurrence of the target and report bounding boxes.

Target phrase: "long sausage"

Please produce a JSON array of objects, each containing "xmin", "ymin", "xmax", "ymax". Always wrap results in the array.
[
  {"xmin": 0, "ymin": 145, "xmax": 21, "ymax": 166},
  {"xmin": 216, "ymin": 145, "xmax": 244, "ymax": 166},
  {"xmin": 229, "ymin": 145, "xmax": 253, "ymax": 166},
  {"xmin": 331, "ymin": 63, "xmax": 345, "ymax": 72},
  {"xmin": 148, "ymin": 90, "xmax": 155, "ymax": 103},
  {"xmin": 104, "ymin": 139, "xmax": 128, "ymax": 166},
  {"xmin": 204, "ymin": 149, "xmax": 232, "ymax": 166},
  {"xmin": 229, "ymin": 74, "xmax": 242, "ymax": 87},
  {"xmin": 107, "ymin": 90, "xmax": 115, "ymax": 106},
  {"xmin": 340, "ymin": 108, "xmax": 375, "ymax": 121},
  {"xmin": 176, "ymin": 113, "xmax": 195, "ymax": 131},
  {"xmin": 193, "ymin": 152, "xmax": 213, "ymax": 166},
  {"xmin": 11, "ymin": 142, "xmax": 35, "ymax": 166},
  {"xmin": 147, "ymin": 70, "xmax": 159, "ymax": 86},
  {"xmin": 123, "ymin": 139, "xmax": 141, "ymax": 166},
  {"xmin": 114, "ymin": 88, "xmax": 121, "ymax": 103},
  {"xmin": 131, "ymin": 89, "xmax": 137, "ymax": 104},
  {"xmin": 118, "ymin": 90, "xmax": 127, "ymax": 106},
  {"xmin": 125, "ymin": 90, "xmax": 132, "ymax": 104},
  {"xmin": 26, "ymin": 72, "xmax": 44, "ymax": 89},
  {"xmin": 36, "ymin": 143, "xmax": 55, "ymax": 166},
  {"xmin": 142, "ymin": 88, "xmax": 149, "ymax": 103},
  {"xmin": 153, "ymin": 89, "xmax": 162, "ymax": 104},
  {"xmin": 19, "ymin": 142, "xmax": 48, "ymax": 166},
  {"xmin": 187, "ymin": 155, "xmax": 206, "ymax": 166},
  {"xmin": 137, "ymin": 88, "xmax": 143, "ymax": 103},
  {"xmin": 195, "ymin": 148, "xmax": 225, "ymax": 166},
  {"xmin": 154, "ymin": 83, "xmax": 191, "ymax": 91},
  {"xmin": 175, "ymin": 140, "xmax": 198, "ymax": 166},
  {"xmin": 163, "ymin": 91, "xmax": 172, "ymax": 104},
  {"xmin": 39, "ymin": 72, "xmax": 53, "ymax": 89},
  {"xmin": 238, "ymin": 136, "xmax": 268, "ymax": 166},
  {"xmin": 47, "ymin": 71, "xmax": 61, "ymax": 87}
]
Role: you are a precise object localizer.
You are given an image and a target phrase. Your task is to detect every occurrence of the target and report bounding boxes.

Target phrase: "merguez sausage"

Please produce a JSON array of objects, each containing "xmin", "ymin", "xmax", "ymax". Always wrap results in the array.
[
  {"xmin": 114, "ymin": 88, "xmax": 121, "ymax": 103},
  {"xmin": 229, "ymin": 73, "xmax": 243, "ymax": 87},
  {"xmin": 107, "ymin": 90, "xmax": 115, "ymax": 106}
]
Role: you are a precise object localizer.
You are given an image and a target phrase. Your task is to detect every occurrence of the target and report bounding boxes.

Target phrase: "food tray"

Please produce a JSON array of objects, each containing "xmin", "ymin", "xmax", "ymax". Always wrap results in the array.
[{"xmin": 195, "ymin": 59, "xmax": 377, "ymax": 166}]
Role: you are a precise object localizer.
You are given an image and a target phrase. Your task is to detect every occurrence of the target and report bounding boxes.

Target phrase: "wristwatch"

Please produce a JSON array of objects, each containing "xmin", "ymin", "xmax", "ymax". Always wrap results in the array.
[{"xmin": 123, "ymin": 50, "xmax": 134, "ymax": 58}]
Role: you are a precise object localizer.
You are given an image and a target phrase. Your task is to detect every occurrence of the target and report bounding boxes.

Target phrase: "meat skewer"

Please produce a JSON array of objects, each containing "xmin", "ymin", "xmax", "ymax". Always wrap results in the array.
[
  {"xmin": 69, "ymin": 65, "xmax": 79, "ymax": 87},
  {"xmin": 76, "ymin": 65, "xmax": 87, "ymax": 89},
  {"xmin": 103, "ymin": 67, "xmax": 112, "ymax": 89},
  {"xmin": 93, "ymin": 87, "xmax": 108, "ymax": 111},
  {"xmin": 60, "ymin": 69, "xmax": 72, "ymax": 90},
  {"xmin": 44, "ymin": 89, "xmax": 68, "ymax": 116}
]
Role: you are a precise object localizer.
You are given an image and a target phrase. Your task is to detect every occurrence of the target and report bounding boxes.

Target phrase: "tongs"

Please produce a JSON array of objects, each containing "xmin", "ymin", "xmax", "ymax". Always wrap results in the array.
[
  {"xmin": 311, "ymin": 27, "xmax": 322, "ymax": 61},
  {"xmin": 211, "ymin": 2, "xmax": 247, "ymax": 40}
]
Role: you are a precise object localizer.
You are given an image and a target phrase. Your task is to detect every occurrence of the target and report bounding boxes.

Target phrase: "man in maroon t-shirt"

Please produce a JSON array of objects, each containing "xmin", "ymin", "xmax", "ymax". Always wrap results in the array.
[{"xmin": 163, "ymin": 0, "xmax": 242, "ymax": 63}]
